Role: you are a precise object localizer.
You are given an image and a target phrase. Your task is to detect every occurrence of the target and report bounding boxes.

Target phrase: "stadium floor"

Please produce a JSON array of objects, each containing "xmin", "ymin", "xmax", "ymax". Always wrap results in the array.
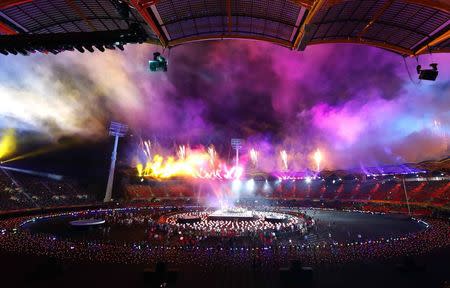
[
  {"xmin": 0, "ymin": 207, "xmax": 449, "ymax": 288},
  {"xmin": 22, "ymin": 208, "xmax": 426, "ymax": 245}
]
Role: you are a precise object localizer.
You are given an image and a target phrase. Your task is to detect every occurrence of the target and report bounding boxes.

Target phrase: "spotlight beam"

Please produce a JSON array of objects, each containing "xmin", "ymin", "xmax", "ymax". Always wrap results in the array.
[
  {"xmin": 0, "ymin": 165, "xmax": 63, "ymax": 180},
  {"xmin": 1, "ymin": 141, "xmax": 75, "ymax": 164}
]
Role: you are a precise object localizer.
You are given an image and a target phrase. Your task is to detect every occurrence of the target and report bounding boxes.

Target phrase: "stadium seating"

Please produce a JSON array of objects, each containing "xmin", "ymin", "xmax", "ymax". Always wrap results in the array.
[
  {"xmin": 1, "ymin": 167, "xmax": 449, "ymax": 212},
  {"xmin": 125, "ymin": 178, "xmax": 450, "ymax": 207},
  {"xmin": 0, "ymin": 169, "xmax": 96, "ymax": 210}
]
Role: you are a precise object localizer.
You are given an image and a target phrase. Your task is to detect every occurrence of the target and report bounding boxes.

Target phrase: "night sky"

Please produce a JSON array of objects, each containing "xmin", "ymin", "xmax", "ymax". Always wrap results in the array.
[{"xmin": 0, "ymin": 40, "xmax": 449, "ymax": 174}]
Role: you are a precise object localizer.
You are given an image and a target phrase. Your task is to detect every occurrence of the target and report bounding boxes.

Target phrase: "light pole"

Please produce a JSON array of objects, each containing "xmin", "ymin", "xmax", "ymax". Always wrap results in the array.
[
  {"xmin": 231, "ymin": 138, "xmax": 243, "ymax": 168},
  {"xmin": 104, "ymin": 121, "xmax": 128, "ymax": 202},
  {"xmin": 402, "ymin": 176, "xmax": 411, "ymax": 216}
]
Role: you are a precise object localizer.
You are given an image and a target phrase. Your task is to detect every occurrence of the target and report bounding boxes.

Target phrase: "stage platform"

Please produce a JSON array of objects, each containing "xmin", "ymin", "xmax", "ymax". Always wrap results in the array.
[
  {"xmin": 208, "ymin": 209, "xmax": 255, "ymax": 221},
  {"xmin": 69, "ymin": 219, "xmax": 105, "ymax": 227},
  {"xmin": 265, "ymin": 214, "xmax": 287, "ymax": 223}
]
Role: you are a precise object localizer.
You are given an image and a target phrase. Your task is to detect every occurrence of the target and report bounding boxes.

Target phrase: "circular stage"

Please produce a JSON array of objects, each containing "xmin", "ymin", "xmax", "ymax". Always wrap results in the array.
[{"xmin": 165, "ymin": 208, "xmax": 305, "ymax": 236}]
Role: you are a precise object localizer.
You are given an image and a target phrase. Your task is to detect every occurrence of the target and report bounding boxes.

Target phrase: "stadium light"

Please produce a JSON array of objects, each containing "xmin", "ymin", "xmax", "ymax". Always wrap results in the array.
[
  {"xmin": 263, "ymin": 180, "xmax": 271, "ymax": 191},
  {"xmin": 104, "ymin": 121, "xmax": 128, "ymax": 202},
  {"xmin": 231, "ymin": 138, "xmax": 243, "ymax": 168},
  {"xmin": 417, "ymin": 63, "xmax": 438, "ymax": 81},
  {"xmin": 232, "ymin": 179, "xmax": 242, "ymax": 192},
  {"xmin": 246, "ymin": 179, "xmax": 255, "ymax": 191},
  {"xmin": 149, "ymin": 52, "xmax": 168, "ymax": 72}
]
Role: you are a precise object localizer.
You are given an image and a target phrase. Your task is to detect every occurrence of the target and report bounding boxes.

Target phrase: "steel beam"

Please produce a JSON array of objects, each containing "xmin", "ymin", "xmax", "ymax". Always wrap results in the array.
[
  {"xmin": 226, "ymin": 0, "xmax": 232, "ymax": 32},
  {"xmin": 64, "ymin": 0, "xmax": 97, "ymax": 31},
  {"xmin": 0, "ymin": 0, "xmax": 32, "ymax": 9},
  {"xmin": 414, "ymin": 28, "xmax": 450, "ymax": 55},
  {"xmin": 168, "ymin": 34, "xmax": 292, "ymax": 48},
  {"xmin": 358, "ymin": 0, "xmax": 394, "ymax": 38},
  {"xmin": 308, "ymin": 37, "xmax": 414, "ymax": 55},
  {"xmin": 290, "ymin": 0, "xmax": 449, "ymax": 13},
  {"xmin": 129, "ymin": 0, "xmax": 167, "ymax": 47},
  {"xmin": 292, "ymin": 0, "xmax": 326, "ymax": 50},
  {"xmin": 0, "ymin": 20, "xmax": 16, "ymax": 34}
]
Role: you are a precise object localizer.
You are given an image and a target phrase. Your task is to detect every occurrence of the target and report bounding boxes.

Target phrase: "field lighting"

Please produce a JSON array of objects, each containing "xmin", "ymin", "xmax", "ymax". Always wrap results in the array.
[
  {"xmin": 263, "ymin": 180, "xmax": 271, "ymax": 191},
  {"xmin": 246, "ymin": 179, "xmax": 255, "ymax": 191},
  {"xmin": 231, "ymin": 138, "xmax": 243, "ymax": 168},
  {"xmin": 104, "ymin": 121, "xmax": 128, "ymax": 202},
  {"xmin": 149, "ymin": 52, "xmax": 168, "ymax": 72},
  {"xmin": 232, "ymin": 179, "xmax": 242, "ymax": 192}
]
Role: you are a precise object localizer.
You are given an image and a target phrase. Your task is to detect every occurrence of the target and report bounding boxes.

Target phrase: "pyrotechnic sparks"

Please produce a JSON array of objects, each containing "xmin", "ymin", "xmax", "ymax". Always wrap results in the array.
[
  {"xmin": 313, "ymin": 149, "xmax": 323, "ymax": 172},
  {"xmin": 432, "ymin": 119, "xmax": 449, "ymax": 152},
  {"xmin": 140, "ymin": 140, "xmax": 152, "ymax": 159},
  {"xmin": 250, "ymin": 148, "xmax": 258, "ymax": 167},
  {"xmin": 207, "ymin": 145, "xmax": 216, "ymax": 166},
  {"xmin": 280, "ymin": 150, "xmax": 288, "ymax": 171},
  {"xmin": 137, "ymin": 145, "xmax": 242, "ymax": 180},
  {"xmin": 177, "ymin": 145, "xmax": 187, "ymax": 160}
]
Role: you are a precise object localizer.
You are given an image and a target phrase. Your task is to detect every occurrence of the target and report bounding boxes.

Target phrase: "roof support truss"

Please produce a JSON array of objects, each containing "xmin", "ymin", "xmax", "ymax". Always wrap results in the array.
[
  {"xmin": 358, "ymin": 0, "xmax": 394, "ymax": 38},
  {"xmin": 226, "ymin": 0, "xmax": 232, "ymax": 33},
  {"xmin": 291, "ymin": 0, "xmax": 449, "ymax": 13},
  {"xmin": 169, "ymin": 34, "xmax": 292, "ymax": 48},
  {"xmin": 0, "ymin": 0, "xmax": 32, "ymax": 10},
  {"xmin": 414, "ymin": 27, "xmax": 450, "ymax": 55},
  {"xmin": 309, "ymin": 37, "xmax": 414, "ymax": 55},
  {"xmin": 292, "ymin": 0, "xmax": 326, "ymax": 49},
  {"xmin": 399, "ymin": 0, "xmax": 449, "ymax": 12},
  {"xmin": 64, "ymin": 0, "xmax": 97, "ymax": 31},
  {"xmin": 0, "ymin": 19, "xmax": 16, "ymax": 34},
  {"xmin": 129, "ymin": 0, "xmax": 167, "ymax": 47}
]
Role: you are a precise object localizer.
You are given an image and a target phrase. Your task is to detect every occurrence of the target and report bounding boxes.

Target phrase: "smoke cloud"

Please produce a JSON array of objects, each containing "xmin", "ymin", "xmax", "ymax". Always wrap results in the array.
[{"xmin": 0, "ymin": 40, "xmax": 448, "ymax": 169}]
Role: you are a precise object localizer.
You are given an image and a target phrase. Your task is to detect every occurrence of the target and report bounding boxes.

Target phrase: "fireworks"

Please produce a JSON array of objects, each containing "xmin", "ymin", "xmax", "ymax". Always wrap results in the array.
[
  {"xmin": 280, "ymin": 150, "xmax": 288, "ymax": 171},
  {"xmin": 177, "ymin": 145, "xmax": 186, "ymax": 160},
  {"xmin": 136, "ymin": 140, "xmax": 330, "ymax": 179},
  {"xmin": 142, "ymin": 140, "xmax": 152, "ymax": 159},
  {"xmin": 137, "ymin": 146, "xmax": 241, "ymax": 180},
  {"xmin": 250, "ymin": 148, "xmax": 258, "ymax": 167},
  {"xmin": 207, "ymin": 145, "xmax": 216, "ymax": 166},
  {"xmin": 433, "ymin": 119, "xmax": 448, "ymax": 151},
  {"xmin": 313, "ymin": 149, "xmax": 323, "ymax": 172}
]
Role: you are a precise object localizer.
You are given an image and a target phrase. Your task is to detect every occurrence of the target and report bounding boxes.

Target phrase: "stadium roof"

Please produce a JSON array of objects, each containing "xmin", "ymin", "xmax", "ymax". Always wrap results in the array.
[{"xmin": 0, "ymin": 0, "xmax": 449, "ymax": 55}]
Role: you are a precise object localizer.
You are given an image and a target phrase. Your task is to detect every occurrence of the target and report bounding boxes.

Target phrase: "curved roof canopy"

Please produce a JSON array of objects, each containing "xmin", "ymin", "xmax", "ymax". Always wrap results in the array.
[{"xmin": 0, "ymin": 0, "xmax": 449, "ymax": 55}]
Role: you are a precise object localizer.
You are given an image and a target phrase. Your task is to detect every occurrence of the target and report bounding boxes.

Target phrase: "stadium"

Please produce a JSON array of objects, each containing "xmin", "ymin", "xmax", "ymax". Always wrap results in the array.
[{"xmin": 0, "ymin": 0, "xmax": 449, "ymax": 287}]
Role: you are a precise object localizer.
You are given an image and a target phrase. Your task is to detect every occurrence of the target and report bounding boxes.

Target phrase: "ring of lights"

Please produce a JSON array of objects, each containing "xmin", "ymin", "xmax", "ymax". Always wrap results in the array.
[{"xmin": 164, "ymin": 210, "xmax": 308, "ymax": 236}]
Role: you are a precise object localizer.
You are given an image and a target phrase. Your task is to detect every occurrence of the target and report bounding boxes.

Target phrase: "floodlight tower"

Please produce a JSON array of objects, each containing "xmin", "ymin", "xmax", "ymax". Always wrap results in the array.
[
  {"xmin": 231, "ymin": 138, "xmax": 243, "ymax": 168},
  {"xmin": 401, "ymin": 176, "xmax": 412, "ymax": 217},
  {"xmin": 104, "ymin": 121, "xmax": 128, "ymax": 202}
]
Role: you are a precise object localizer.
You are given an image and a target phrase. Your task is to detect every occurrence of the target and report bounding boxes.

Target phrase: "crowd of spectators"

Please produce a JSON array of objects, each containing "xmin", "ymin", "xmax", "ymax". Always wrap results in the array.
[{"xmin": 0, "ymin": 170, "xmax": 96, "ymax": 211}]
